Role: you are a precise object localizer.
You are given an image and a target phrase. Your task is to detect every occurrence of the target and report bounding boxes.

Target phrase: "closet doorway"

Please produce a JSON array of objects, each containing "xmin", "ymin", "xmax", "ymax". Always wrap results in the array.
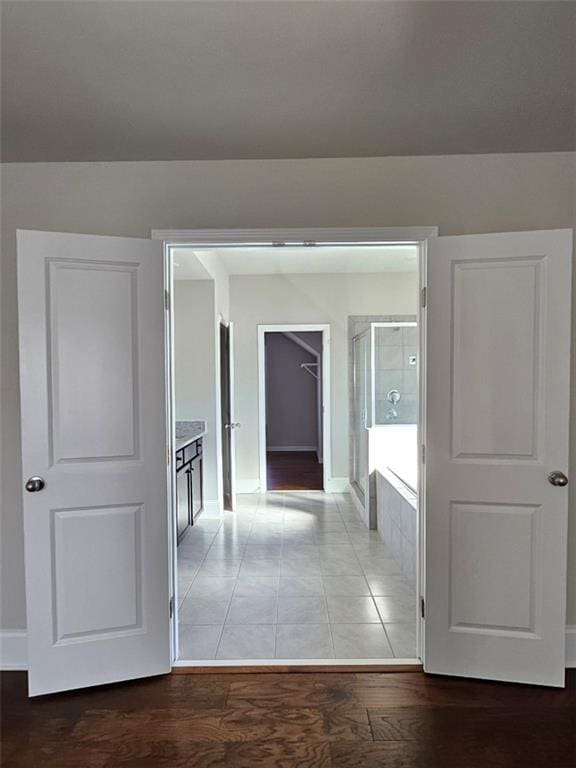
[{"xmin": 258, "ymin": 324, "xmax": 331, "ymax": 492}]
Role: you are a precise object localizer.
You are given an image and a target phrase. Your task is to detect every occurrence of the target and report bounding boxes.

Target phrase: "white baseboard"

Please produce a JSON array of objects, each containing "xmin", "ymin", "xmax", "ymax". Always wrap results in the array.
[
  {"xmin": 566, "ymin": 625, "xmax": 576, "ymax": 668},
  {"xmin": 324, "ymin": 477, "xmax": 350, "ymax": 493},
  {"xmin": 267, "ymin": 446, "xmax": 318, "ymax": 452},
  {"xmin": 236, "ymin": 478, "xmax": 261, "ymax": 494},
  {"xmin": 0, "ymin": 630, "xmax": 27, "ymax": 670},
  {"xmin": 349, "ymin": 484, "xmax": 365, "ymax": 515},
  {"xmin": 201, "ymin": 500, "xmax": 221, "ymax": 517},
  {"xmin": 4, "ymin": 627, "xmax": 576, "ymax": 671}
]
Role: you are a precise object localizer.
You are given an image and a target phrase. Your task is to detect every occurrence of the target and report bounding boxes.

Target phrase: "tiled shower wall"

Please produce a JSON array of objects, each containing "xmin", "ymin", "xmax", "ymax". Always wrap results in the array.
[
  {"xmin": 376, "ymin": 469, "xmax": 418, "ymax": 592},
  {"xmin": 374, "ymin": 325, "xmax": 418, "ymax": 424}
]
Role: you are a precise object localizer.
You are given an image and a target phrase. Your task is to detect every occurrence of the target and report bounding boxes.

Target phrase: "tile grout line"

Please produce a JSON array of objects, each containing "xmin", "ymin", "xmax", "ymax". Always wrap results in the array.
[
  {"xmin": 210, "ymin": 508, "xmax": 259, "ymax": 660},
  {"xmin": 178, "ymin": 522, "xmax": 222, "ymax": 660},
  {"xmin": 326, "ymin": 495, "xmax": 341, "ymax": 659},
  {"xmin": 212, "ymin": 586, "xmax": 237, "ymax": 660},
  {"xmin": 177, "ymin": 522, "xmax": 221, "ymax": 605}
]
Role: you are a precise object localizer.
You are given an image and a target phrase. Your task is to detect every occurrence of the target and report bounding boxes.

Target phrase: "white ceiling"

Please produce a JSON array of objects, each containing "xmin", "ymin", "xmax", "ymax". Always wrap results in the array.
[
  {"xmin": 172, "ymin": 245, "xmax": 418, "ymax": 278},
  {"xmin": 2, "ymin": 1, "xmax": 574, "ymax": 162}
]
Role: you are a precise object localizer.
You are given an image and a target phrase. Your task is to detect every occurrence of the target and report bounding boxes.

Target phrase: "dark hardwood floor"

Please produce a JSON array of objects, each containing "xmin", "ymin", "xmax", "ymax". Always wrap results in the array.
[
  {"xmin": 1, "ymin": 670, "xmax": 575, "ymax": 767},
  {"xmin": 266, "ymin": 450, "xmax": 323, "ymax": 491}
]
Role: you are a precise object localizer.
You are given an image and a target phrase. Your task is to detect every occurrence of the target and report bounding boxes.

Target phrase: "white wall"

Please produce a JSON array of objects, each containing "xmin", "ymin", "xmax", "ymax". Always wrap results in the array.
[
  {"xmin": 1, "ymin": 153, "xmax": 575, "ymax": 631},
  {"xmin": 173, "ymin": 280, "xmax": 220, "ymax": 507},
  {"xmin": 231, "ymin": 272, "xmax": 418, "ymax": 488},
  {"xmin": 185, "ymin": 250, "xmax": 230, "ymax": 512},
  {"xmin": 196, "ymin": 250, "xmax": 230, "ymax": 323}
]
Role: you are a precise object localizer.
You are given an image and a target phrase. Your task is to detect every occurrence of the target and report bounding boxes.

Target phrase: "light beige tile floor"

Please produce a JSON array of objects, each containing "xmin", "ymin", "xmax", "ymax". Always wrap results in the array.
[{"xmin": 177, "ymin": 492, "xmax": 418, "ymax": 661}]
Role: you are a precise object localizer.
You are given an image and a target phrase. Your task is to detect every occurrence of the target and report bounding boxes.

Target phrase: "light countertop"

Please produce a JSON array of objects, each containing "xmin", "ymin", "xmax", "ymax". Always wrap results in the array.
[{"xmin": 175, "ymin": 420, "xmax": 207, "ymax": 451}]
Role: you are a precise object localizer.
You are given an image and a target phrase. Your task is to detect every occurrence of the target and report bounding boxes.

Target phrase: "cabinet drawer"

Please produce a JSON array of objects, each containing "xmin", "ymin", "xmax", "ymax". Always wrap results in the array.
[
  {"xmin": 175, "ymin": 449, "xmax": 185, "ymax": 469},
  {"xmin": 184, "ymin": 439, "xmax": 202, "ymax": 464}
]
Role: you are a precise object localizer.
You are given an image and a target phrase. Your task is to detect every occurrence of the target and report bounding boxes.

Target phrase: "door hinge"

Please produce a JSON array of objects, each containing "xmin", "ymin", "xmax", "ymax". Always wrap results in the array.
[
  {"xmin": 420, "ymin": 596, "xmax": 425, "ymax": 619},
  {"xmin": 421, "ymin": 444, "xmax": 426, "ymax": 464},
  {"xmin": 169, "ymin": 596, "xmax": 174, "ymax": 619},
  {"xmin": 165, "ymin": 289, "xmax": 170, "ymax": 311},
  {"xmin": 421, "ymin": 286, "xmax": 427, "ymax": 308}
]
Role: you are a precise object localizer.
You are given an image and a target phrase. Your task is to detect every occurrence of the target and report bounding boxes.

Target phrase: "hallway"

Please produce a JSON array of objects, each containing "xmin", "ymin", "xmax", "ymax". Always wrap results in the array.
[{"xmin": 177, "ymin": 492, "xmax": 417, "ymax": 661}]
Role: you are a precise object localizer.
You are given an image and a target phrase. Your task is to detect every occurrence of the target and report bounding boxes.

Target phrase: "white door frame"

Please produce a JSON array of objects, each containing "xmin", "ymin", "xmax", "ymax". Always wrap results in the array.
[
  {"xmin": 228, "ymin": 321, "xmax": 237, "ymax": 505},
  {"xmin": 163, "ymin": 241, "xmax": 178, "ymax": 664},
  {"xmin": 153, "ymin": 227, "xmax": 437, "ymax": 246},
  {"xmin": 155, "ymin": 227, "xmax": 436, "ymax": 667},
  {"xmin": 218, "ymin": 317, "xmax": 237, "ymax": 510},
  {"xmin": 258, "ymin": 323, "xmax": 331, "ymax": 493}
]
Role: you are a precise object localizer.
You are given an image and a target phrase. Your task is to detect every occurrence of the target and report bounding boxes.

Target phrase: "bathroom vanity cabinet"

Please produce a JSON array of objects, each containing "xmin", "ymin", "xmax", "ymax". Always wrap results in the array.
[{"xmin": 175, "ymin": 421, "xmax": 206, "ymax": 543}]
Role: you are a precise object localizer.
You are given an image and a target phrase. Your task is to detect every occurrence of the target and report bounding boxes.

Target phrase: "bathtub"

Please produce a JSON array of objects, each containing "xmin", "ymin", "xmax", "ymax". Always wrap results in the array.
[{"xmin": 372, "ymin": 425, "xmax": 418, "ymax": 591}]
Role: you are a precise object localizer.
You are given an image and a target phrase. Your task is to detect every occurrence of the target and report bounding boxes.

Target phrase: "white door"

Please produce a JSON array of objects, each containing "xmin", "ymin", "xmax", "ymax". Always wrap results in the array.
[
  {"xmin": 425, "ymin": 229, "xmax": 572, "ymax": 687},
  {"xmin": 17, "ymin": 230, "xmax": 171, "ymax": 696}
]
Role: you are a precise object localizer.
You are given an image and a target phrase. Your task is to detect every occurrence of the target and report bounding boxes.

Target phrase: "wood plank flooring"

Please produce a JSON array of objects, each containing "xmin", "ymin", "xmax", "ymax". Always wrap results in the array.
[
  {"xmin": 2, "ymin": 670, "xmax": 575, "ymax": 767},
  {"xmin": 266, "ymin": 451, "xmax": 323, "ymax": 490}
]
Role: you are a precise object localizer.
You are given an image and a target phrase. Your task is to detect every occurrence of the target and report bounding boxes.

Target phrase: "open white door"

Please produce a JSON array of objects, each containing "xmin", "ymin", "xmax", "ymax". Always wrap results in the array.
[
  {"xmin": 425, "ymin": 229, "xmax": 572, "ymax": 687},
  {"xmin": 17, "ymin": 230, "xmax": 171, "ymax": 696}
]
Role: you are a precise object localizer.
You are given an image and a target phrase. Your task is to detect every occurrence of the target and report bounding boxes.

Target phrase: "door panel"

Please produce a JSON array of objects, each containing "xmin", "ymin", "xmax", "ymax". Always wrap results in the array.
[
  {"xmin": 449, "ymin": 502, "xmax": 538, "ymax": 634},
  {"xmin": 425, "ymin": 229, "xmax": 572, "ymax": 687},
  {"xmin": 451, "ymin": 259, "xmax": 541, "ymax": 459},
  {"xmin": 17, "ymin": 230, "xmax": 170, "ymax": 696},
  {"xmin": 49, "ymin": 262, "xmax": 138, "ymax": 461}
]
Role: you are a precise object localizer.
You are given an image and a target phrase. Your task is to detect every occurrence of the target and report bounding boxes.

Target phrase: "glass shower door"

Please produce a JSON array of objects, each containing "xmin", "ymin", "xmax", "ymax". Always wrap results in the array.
[{"xmin": 351, "ymin": 331, "xmax": 369, "ymax": 503}]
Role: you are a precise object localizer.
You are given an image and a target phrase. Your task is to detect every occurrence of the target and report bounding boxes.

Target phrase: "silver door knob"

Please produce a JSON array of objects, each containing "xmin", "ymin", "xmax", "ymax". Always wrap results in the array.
[
  {"xmin": 224, "ymin": 423, "xmax": 241, "ymax": 430},
  {"xmin": 25, "ymin": 476, "xmax": 45, "ymax": 493},
  {"xmin": 548, "ymin": 471, "xmax": 568, "ymax": 487}
]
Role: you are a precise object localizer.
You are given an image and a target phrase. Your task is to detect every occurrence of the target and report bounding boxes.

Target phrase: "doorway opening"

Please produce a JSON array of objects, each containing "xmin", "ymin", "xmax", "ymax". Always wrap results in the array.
[
  {"xmin": 258, "ymin": 325, "xmax": 330, "ymax": 492},
  {"xmin": 164, "ymin": 232, "xmax": 427, "ymax": 666}
]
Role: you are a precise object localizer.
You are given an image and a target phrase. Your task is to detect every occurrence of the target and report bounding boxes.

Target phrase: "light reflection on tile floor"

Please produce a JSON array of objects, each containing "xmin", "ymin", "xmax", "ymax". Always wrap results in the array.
[{"xmin": 177, "ymin": 492, "xmax": 417, "ymax": 661}]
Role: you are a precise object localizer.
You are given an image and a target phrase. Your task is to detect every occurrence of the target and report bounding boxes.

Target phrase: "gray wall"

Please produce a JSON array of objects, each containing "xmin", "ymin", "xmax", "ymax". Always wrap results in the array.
[
  {"xmin": 265, "ymin": 333, "xmax": 318, "ymax": 450},
  {"xmin": 1, "ymin": 153, "xmax": 575, "ymax": 631}
]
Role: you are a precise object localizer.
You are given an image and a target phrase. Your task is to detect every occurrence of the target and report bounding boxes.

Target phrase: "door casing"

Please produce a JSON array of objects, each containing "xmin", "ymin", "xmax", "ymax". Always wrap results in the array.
[
  {"xmin": 258, "ymin": 323, "xmax": 331, "ymax": 493},
  {"xmin": 159, "ymin": 228, "xmax": 434, "ymax": 668}
]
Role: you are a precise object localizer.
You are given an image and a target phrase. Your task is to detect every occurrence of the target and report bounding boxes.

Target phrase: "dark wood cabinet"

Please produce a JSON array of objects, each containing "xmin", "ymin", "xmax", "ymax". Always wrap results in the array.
[
  {"xmin": 191, "ymin": 455, "xmax": 203, "ymax": 520},
  {"xmin": 176, "ymin": 464, "xmax": 191, "ymax": 542},
  {"xmin": 175, "ymin": 437, "xmax": 203, "ymax": 543}
]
